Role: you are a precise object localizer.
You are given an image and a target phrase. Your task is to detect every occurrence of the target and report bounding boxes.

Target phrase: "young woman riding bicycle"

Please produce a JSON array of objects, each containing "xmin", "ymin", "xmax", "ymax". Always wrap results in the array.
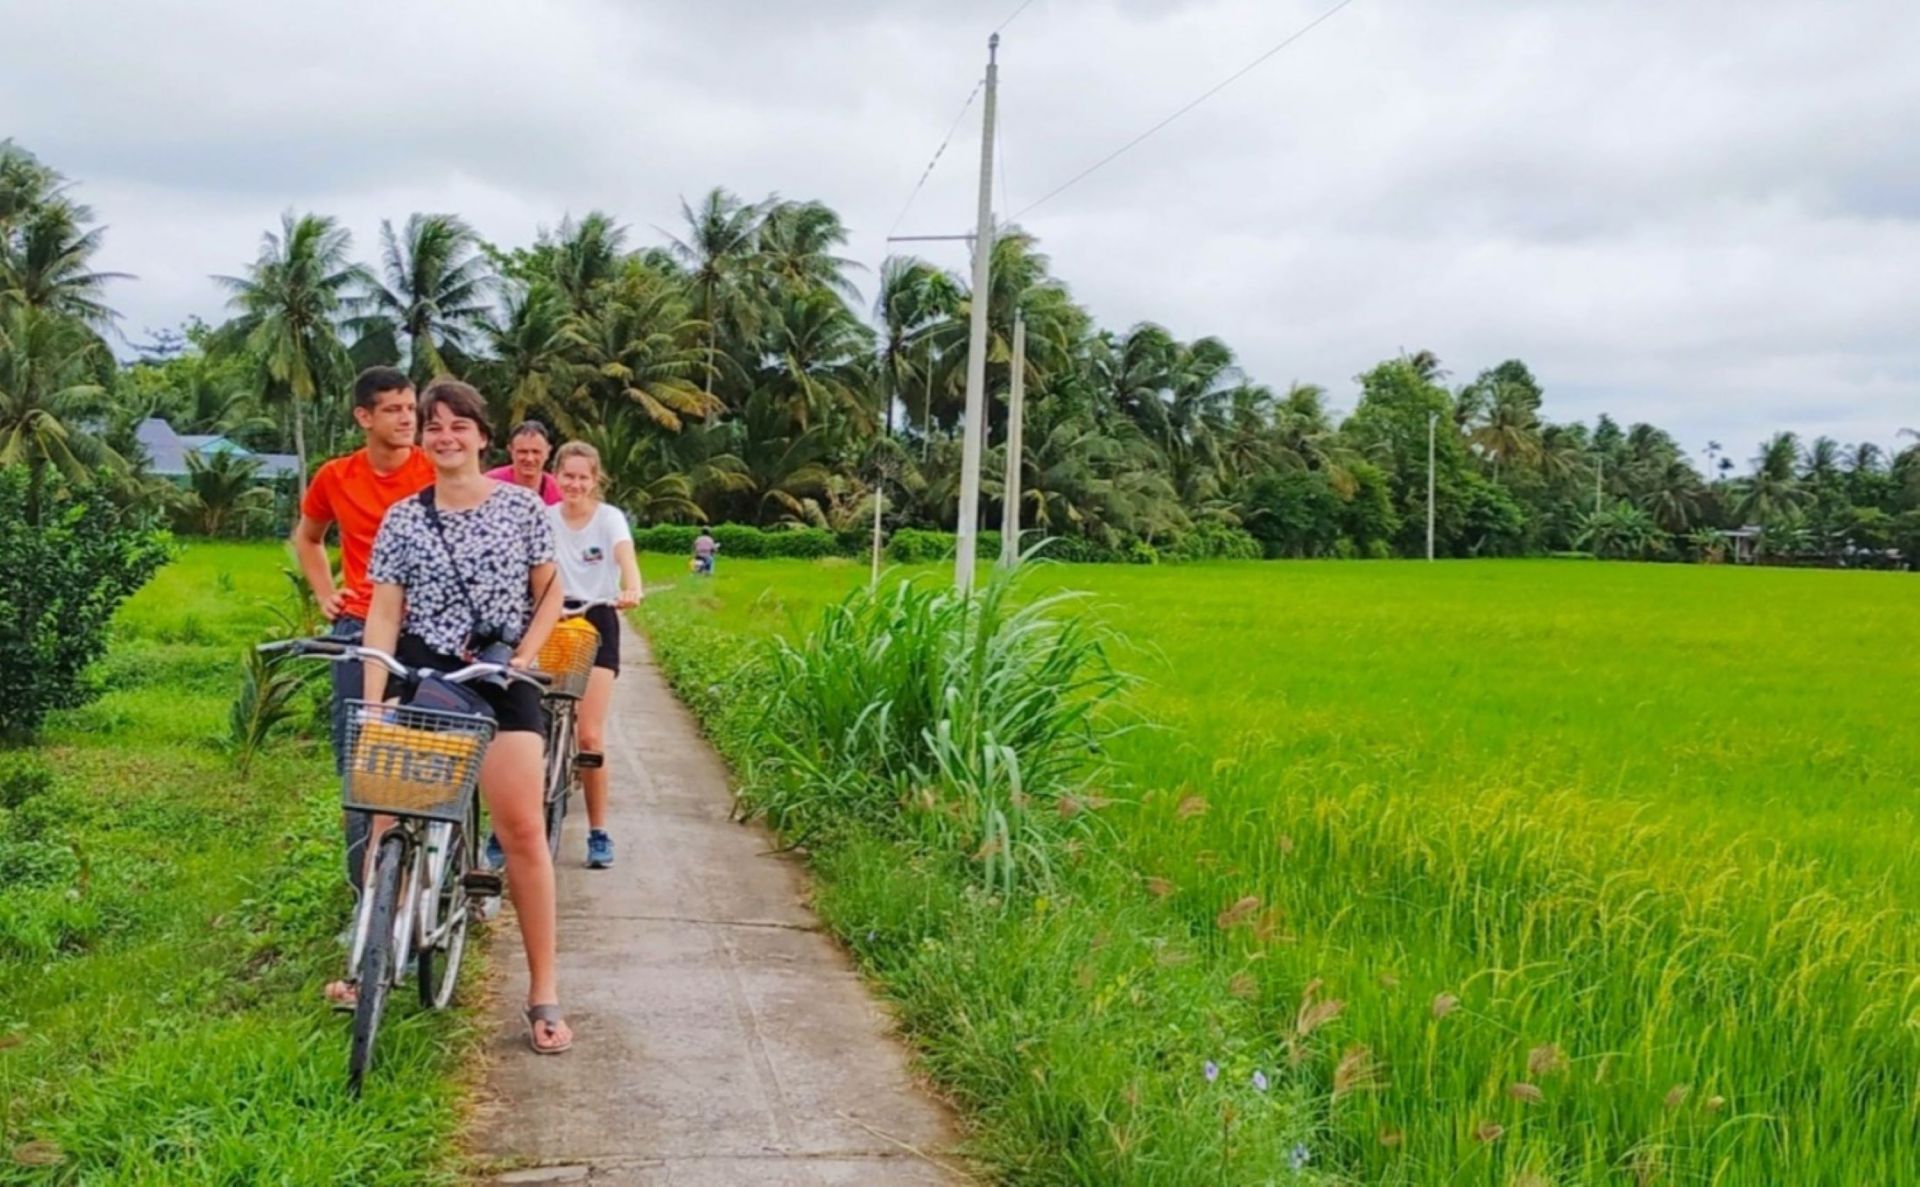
[
  {"xmin": 548, "ymin": 441, "xmax": 644, "ymax": 868},
  {"xmin": 360, "ymin": 379, "xmax": 573, "ymax": 1054}
]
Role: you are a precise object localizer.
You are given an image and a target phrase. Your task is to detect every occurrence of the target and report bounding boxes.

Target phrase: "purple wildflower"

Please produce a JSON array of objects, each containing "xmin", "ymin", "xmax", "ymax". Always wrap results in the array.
[
  {"xmin": 1252, "ymin": 1069, "xmax": 1269, "ymax": 1093},
  {"xmin": 1203, "ymin": 1060, "xmax": 1220, "ymax": 1083},
  {"xmin": 1288, "ymin": 1142, "xmax": 1312, "ymax": 1171}
]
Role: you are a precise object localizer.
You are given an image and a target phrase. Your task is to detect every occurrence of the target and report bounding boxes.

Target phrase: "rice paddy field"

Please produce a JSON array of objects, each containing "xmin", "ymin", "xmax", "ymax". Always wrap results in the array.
[{"xmin": 637, "ymin": 555, "xmax": 1920, "ymax": 1185}]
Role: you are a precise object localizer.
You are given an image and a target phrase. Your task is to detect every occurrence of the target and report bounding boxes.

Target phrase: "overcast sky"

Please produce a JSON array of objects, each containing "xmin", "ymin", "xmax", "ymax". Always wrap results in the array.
[{"xmin": 6, "ymin": 0, "xmax": 1916, "ymax": 459}]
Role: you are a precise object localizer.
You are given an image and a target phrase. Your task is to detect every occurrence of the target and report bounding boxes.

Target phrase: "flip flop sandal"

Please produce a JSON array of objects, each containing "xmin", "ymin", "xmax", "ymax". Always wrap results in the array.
[
  {"xmin": 525, "ymin": 1004, "xmax": 573, "ymax": 1055},
  {"xmin": 326, "ymin": 981, "xmax": 358, "ymax": 1013}
]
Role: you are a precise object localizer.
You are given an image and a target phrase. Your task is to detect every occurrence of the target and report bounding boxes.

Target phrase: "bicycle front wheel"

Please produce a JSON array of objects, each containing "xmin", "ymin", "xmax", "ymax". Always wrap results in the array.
[
  {"xmin": 349, "ymin": 831, "xmax": 406, "ymax": 1096},
  {"xmin": 417, "ymin": 820, "xmax": 470, "ymax": 1009}
]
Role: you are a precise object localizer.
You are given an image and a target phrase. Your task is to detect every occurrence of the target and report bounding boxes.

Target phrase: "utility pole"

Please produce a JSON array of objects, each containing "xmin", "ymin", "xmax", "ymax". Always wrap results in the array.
[
  {"xmin": 1426, "ymin": 411, "xmax": 1437, "ymax": 561},
  {"xmin": 1594, "ymin": 454, "xmax": 1604, "ymax": 514},
  {"xmin": 1000, "ymin": 310, "xmax": 1026, "ymax": 568},
  {"xmin": 953, "ymin": 33, "xmax": 999, "ymax": 594},
  {"xmin": 870, "ymin": 479, "xmax": 885, "ymax": 587}
]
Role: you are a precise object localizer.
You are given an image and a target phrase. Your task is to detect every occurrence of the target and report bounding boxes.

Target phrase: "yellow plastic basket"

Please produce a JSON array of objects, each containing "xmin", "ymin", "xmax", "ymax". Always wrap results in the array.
[
  {"xmin": 537, "ymin": 617, "xmax": 600, "ymax": 699},
  {"xmin": 343, "ymin": 703, "xmax": 493, "ymax": 821}
]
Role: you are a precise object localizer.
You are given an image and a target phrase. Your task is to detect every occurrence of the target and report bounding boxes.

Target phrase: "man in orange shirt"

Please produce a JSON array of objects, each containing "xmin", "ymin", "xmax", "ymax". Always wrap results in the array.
[{"xmin": 289, "ymin": 366, "xmax": 434, "ymax": 912}]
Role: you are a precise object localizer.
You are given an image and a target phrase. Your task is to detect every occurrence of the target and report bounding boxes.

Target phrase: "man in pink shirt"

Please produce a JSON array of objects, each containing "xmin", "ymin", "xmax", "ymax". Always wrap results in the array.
[{"xmin": 487, "ymin": 420, "xmax": 562, "ymax": 505}]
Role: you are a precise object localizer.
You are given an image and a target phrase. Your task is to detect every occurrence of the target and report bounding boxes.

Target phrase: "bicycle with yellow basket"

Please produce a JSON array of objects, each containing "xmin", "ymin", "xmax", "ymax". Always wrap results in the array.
[
  {"xmin": 258, "ymin": 636, "xmax": 548, "ymax": 1094},
  {"xmin": 531, "ymin": 597, "xmax": 614, "ymax": 859}
]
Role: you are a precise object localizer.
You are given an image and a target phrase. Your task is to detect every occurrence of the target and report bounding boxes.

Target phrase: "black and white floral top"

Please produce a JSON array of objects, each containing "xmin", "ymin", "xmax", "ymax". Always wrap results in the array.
[{"xmin": 368, "ymin": 484, "xmax": 556, "ymax": 658}]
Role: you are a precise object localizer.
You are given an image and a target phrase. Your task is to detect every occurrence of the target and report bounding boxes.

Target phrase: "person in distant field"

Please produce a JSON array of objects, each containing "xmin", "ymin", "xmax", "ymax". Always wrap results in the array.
[
  {"xmin": 287, "ymin": 365, "xmax": 434, "ymax": 1008},
  {"xmin": 548, "ymin": 441, "xmax": 643, "ymax": 870},
  {"xmin": 692, "ymin": 529, "xmax": 718, "ymax": 575},
  {"xmin": 486, "ymin": 420, "xmax": 561, "ymax": 505}
]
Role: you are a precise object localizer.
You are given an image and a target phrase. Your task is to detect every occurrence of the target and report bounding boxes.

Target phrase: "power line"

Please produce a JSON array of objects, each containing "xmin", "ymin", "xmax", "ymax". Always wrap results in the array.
[
  {"xmin": 1013, "ymin": 0, "xmax": 1361, "ymax": 220},
  {"xmin": 994, "ymin": 0, "xmax": 1039, "ymax": 34},
  {"xmin": 886, "ymin": 76, "xmax": 986, "ymax": 239}
]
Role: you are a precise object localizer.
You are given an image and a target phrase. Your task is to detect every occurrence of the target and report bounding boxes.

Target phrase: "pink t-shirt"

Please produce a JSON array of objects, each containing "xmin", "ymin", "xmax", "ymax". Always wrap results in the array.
[{"xmin": 486, "ymin": 465, "xmax": 562, "ymax": 505}]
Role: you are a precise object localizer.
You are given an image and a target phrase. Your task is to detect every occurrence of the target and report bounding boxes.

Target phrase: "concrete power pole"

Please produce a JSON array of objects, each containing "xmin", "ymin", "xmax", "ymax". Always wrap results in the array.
[
  {"xmin": 1000, "ymin": 311, "xmax": 1027, "ymax": 568},
  {"xmin": 1426, "ymin": 411, "xmax": 1437, "ymax": 561},
  {"xmin": 953, "ymin": 33, "xmax": 999, "ymax": 594}
]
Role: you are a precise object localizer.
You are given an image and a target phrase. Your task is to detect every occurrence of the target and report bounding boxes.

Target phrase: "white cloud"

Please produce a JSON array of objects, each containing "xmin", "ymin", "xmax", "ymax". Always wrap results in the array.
[{"xmin": 6, "ymin": 0, "xmax": 1916, "ymax": 451}]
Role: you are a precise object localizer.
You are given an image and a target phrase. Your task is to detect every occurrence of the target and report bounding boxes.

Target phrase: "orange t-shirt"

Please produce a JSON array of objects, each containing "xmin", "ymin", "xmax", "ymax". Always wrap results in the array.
[{"xmin": 301, "ymin": 447, "xmax": 436, "ymax": 621}]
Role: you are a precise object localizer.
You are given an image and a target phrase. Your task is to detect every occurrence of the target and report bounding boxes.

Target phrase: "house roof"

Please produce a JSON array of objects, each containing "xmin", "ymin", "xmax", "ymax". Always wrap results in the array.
[{"xmin": 135, "ymin": 418, "xmax": 301, "ymax": 480}]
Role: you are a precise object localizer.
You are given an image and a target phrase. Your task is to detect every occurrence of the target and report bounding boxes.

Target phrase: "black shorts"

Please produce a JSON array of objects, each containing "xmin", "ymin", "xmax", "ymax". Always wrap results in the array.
[
  {"xmin": 394, "ymin": 634, "xmax": 548, "ymax": 736},
  {"xmin": 583, "ymin": 603, "xmax": 622, "ymax": 673}
]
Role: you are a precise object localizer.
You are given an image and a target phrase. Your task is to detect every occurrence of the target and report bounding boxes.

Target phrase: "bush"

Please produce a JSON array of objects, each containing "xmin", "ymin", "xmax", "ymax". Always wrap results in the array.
[
  {"xmin": 0, "ymin": 469, "xmax": 172, "ymax": 738},
  {"xmin": 631, "ymin": 521, "xmax": 847, "ymax": 559},
  {"xmin": 1163, "ymin": 521, "xmax": 1261, "ymax": 563},
  {"xmin": 885, "ymin": 528, "xmax": 1002, "ymax": 564}
]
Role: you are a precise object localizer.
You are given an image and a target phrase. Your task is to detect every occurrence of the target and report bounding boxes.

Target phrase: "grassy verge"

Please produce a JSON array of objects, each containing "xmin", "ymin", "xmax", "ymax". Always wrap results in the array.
[
  {"xmin": 1, "ymin": 541, "xmax": 479, "ymax": 1185},
  {"xmin": 639, "ymin": 556, "xmax": 1920, "ymax": 1185}
]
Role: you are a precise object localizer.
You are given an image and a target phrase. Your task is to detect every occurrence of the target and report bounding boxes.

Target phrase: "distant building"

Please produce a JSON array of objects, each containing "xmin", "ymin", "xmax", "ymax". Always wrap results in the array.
[{"xmin": 134, "ymin": 418, "xmax": 301, "ymax": 481}]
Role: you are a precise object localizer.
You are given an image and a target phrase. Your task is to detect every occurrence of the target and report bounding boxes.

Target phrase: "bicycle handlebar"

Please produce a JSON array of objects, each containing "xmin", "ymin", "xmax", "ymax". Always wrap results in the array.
[
  {"xmin": 561, "ymin": 596, "xmax": 621, "ymax": 615},
  {"xmin": 257, "ymin": 638, "xmax": 551, "ymax": 688}
]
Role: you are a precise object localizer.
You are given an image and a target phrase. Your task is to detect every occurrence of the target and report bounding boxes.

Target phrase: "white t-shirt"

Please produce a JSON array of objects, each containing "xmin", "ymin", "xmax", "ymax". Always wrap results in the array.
[{"xmin": 548, "ymin": 502, "xmax": 635, "ymax": 602}]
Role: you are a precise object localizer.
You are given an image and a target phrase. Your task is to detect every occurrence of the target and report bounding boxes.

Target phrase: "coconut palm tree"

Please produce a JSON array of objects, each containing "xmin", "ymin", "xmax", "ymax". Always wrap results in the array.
[
  {"xmin": 758, "ymin": 200, "xmax": 860, "ymax": 302},
  {"xmin": 762, "ymin": 289, "xmax": 876, "ymax": 434},
  {"xmin": 214, "ymin": 213, "xmax": 367, "ymax": 499},
  {"xmin": 0, "ymin": 304, "xmax": 114, "ymax": 522},
  {"xmin": 1, "ymin": 200, "xmax": 129, "ymax": 327},
  {"xmin": 1736, "ymin": 431, "xmax": 1804, "ymax": 523},
  {"xmin": 1641, "ymin": 457, "xmax": 1706, "ymax": 533},
  {"xmin": 352, "ymin": 213, "xmax": 494, "ymax": 384},
  {"xmin": 1468, "ymin": 384, "xmax": 1542, "ymax": 476},
  {"xmin": 180, "ymin": 449, "xmax": 273, "ymax": 536},
  {"xmin": 540, "ymin": 211, "xmax": 628, "ymax": 315},
  {"xmin": 874, "ymin": 257, "xmax": 954, "ymax": 438},
  {"xmin": 482, "ymin": 279, "xmax": 574, "ymax": 430},
  {"xmin": 565, "ymin": 271, "xmax": 716, "ymax": 433},
  {"xmin": 668, "ymin": 188, "xmax": 772, "ymax": 402}
]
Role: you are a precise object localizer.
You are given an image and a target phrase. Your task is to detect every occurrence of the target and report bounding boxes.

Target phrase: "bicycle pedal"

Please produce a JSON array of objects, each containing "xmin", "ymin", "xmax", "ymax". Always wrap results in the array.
[
  {"xmin": 575, "ymin": 751, "xmax": 605, "ymax": 770},
  {"xmin": 461, "ymin": 870, "xmax": 504, "ymax": 897}
]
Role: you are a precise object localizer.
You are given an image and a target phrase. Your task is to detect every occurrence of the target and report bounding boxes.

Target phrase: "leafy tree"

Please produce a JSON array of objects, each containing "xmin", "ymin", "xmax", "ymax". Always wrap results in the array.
[
  {"xmin": 179, "ymin": 449, "xmax": 274, "ymax": 537},
  {"xmin": 0, "ymin": 469, "xmax": 171, "ymax": 738},
  {"xmin": 352, "ymin": 213, "xmax": 494, "ymax": 384},
  {"xmin": 1575, "ymin": 501, "xmax": 1666, "ymax": 560},
  {"xmin": 0, "ymin": 304, "xmax": 114, "ymax": 522},
  {"xmin": 214, "ymin": 213, "xmax": 368, "ymax": 498}
]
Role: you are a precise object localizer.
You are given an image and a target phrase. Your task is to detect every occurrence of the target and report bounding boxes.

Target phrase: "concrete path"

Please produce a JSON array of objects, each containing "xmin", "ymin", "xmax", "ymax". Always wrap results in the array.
[{"xmin": 473, "ymin": 622, "xmax": 963, "ymax": 1186}]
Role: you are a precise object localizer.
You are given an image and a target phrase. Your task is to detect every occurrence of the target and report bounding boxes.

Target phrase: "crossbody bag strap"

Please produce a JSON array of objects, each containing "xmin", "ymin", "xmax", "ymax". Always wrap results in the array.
[{"xmin": 417, "ymin": 487, "xmax": 488, "ymax": 652}]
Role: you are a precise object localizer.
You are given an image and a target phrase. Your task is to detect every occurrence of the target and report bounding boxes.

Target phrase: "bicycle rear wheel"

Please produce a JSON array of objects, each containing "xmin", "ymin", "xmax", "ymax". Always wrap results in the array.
[
  {"xmin": 417, "ymin": 820, "xmax": 470, "ymax": 1009},
  {"xmin": 349, "ymin": 831, "xmax": 406, "ymax": 1096}
]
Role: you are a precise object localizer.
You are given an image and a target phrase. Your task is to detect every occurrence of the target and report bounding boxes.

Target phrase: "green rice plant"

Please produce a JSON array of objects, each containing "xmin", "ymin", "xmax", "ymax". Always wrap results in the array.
[{"xmin": 641, "ymin": 556, "xmax": 1920, "ymax": 1185}]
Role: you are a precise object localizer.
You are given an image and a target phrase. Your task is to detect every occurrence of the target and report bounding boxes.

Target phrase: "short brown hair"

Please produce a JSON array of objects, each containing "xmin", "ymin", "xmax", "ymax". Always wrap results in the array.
[
  {"xmin": 418, "ymin": 379, "xmax": 493, "ymax": 444},
  {"xmin": 352, "ymin": 365, "xmax": 413, "ymax": 410}
]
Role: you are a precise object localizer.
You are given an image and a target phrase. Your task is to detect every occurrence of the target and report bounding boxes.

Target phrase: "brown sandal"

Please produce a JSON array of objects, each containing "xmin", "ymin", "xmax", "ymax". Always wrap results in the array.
[{"xmin": 525, "ymin": 1004, "xmax": 573, "ymax": 1054}]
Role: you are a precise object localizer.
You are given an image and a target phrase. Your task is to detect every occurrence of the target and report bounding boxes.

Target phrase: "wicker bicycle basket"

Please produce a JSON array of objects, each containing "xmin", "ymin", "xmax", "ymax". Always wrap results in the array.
[
  {"xmin": 342, "ymin": 701, "xmax": 495, "ymax": 822},
  {"xmin": 537, "ymin": 617, "xmax": 600, "ymax": 699}
]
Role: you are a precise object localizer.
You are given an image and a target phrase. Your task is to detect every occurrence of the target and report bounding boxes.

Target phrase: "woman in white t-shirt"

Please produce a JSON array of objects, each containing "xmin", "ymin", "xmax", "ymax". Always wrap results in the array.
[{"xmin": 549, "ymin": 442, "xmax": 644, "ymax": 869}]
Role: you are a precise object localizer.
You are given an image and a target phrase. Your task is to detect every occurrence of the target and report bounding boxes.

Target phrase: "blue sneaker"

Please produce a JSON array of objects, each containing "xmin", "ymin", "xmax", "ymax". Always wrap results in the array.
[
  {"xmin": 587, "ymin": 830, "xmax": 614, "ymax": 870},
  {"xmin": 483, "ymin": 833, "xmax": 506, "ymax": 872}
]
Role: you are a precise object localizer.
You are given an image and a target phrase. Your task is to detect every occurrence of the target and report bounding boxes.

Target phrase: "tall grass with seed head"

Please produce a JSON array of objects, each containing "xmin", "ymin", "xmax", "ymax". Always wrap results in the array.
[{"xmin": 736, "ymin": 568, "xmax": 1129, "ymax": 892}]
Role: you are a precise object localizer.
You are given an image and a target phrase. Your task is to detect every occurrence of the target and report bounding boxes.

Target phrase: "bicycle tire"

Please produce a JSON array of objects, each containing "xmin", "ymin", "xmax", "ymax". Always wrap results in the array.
[
  {"xmin": 349, "ymin": 831, "xmax": 406, "ymax": 1096},
  {"xmin": 418, "ymin": 822, "xmax": 470, "ymax": 1009}
]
